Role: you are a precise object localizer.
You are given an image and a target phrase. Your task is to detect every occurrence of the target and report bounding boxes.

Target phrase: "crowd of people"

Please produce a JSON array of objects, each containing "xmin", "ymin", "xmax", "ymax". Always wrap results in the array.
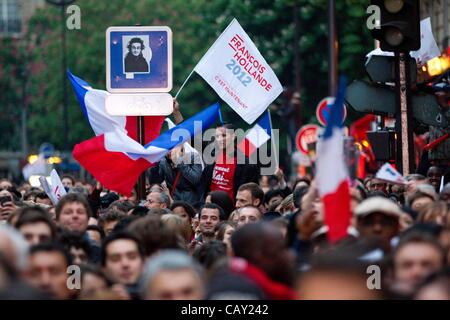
[{"xmin": 0, "ymin": 122, "xmax": 450, "ymax": 300}]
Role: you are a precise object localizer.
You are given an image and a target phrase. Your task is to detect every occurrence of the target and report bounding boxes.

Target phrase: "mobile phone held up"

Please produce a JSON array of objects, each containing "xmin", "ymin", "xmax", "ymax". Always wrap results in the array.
[{"xmin": 0, "ymin": 196, "xmax": 12, "ymax": 206}]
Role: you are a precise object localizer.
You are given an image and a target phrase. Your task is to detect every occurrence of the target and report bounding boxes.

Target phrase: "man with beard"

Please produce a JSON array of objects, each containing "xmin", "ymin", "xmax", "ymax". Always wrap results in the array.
[
  {"xmin": 196, "ymin": 204, "xmax": 225, "ymax": 244},
  {"xmin": 124, "ymin": 37, "xmax": 149, "ymax": 73}
]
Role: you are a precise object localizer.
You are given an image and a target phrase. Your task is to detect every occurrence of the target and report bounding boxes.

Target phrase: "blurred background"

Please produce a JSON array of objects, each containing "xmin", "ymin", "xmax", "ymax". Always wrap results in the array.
[{"xmin": 0, "ymin": 0, "xmax": 447, "ymax": 183}]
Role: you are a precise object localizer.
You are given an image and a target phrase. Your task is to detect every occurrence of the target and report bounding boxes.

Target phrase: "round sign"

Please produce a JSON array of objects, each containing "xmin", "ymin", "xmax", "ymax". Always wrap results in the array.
[
  {"xmin": 295, "ymin": 124, "xmax": 320, "ymax": 155},
  {"xmin": 315, "ymin": 97, "xmax": 347, "ymax": 126}
]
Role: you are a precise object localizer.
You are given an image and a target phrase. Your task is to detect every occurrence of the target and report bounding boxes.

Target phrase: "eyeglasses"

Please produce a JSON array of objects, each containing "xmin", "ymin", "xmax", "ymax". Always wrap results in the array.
[{"xmin": 146, "ymin": 199, "xmax": 161, "ymax": 204}]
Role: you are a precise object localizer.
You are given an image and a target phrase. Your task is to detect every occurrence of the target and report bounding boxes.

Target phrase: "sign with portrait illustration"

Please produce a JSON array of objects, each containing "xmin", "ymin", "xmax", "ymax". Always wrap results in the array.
[{"xmin": 106, "ymin": 26, "xmax": 172, "ymax": 93}]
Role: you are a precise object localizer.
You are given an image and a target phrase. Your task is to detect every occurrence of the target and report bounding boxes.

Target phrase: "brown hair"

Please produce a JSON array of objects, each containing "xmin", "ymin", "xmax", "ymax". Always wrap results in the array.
[
  {"xmin": 126, "ymin": 215, "xmax": 180, "ymax": 257},
  {"xmin": 55, "ymin": 193, "xmax": 92, "ymax": 220},
  {"xmin": 215, "ymin": 221, "xmax": 237, "ymax": 241},
  {"xmin": 14, "ymin": 206, "xmax": 57, "ymax": 239},
  {"xmin": 417, "ymin": 201, "xmax": 449, "ymax": 225},
  {"xmin": 161, "ymin": 213, "xmax": 192, "ymax": 243},
  {"xmin": 237, "ymin": 183, "xmax": 264, "ymax": 204}
]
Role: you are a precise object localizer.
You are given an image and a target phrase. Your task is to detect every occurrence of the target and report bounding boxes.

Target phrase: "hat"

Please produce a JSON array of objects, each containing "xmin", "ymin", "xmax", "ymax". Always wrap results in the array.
[{"xmin": 354, "ymin": 196, "xmax": 403, "ymax": 219}]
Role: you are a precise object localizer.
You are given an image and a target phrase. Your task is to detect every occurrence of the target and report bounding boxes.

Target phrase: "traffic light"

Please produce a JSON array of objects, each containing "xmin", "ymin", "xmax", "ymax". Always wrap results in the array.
[
  {"xmin": 371, "ymin": 0, "xmax": 420, "ymax": 52},
  {"xmin": 346, "ymin": 55, "xmax": 449, "ymax": 129}
]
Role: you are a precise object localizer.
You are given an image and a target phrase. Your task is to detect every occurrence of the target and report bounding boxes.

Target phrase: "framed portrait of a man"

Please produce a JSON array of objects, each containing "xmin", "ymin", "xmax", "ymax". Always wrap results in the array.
[
  {"xmin": 123, "ymin": 36, "xmax": 151, "ymax": 74},
  {"xmin": 106, "ymin": 26, "xmax": 172, "ymax": 93}
]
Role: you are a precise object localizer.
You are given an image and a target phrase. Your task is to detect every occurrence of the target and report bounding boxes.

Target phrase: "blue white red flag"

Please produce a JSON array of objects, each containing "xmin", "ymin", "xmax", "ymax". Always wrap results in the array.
[
  {"xmin": 237, "ymin": 110, "xmax": 271, "ymax": 157},
  {"xmin": 68, "ymin": 72, "xmax": 219, "ymax": 196},
  {"xmin": 316, "ymin": 76, "xmax": 351, "ymax": 243}
]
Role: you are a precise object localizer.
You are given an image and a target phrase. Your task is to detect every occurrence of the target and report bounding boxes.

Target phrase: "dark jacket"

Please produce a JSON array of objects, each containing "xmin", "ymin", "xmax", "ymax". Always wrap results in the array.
[
  {"xmin": 148, "ymin": 153, "xmax": 203, "ymax": 205},
  {"xmin": 124, "ymin": 53, "xmax": 149, "ymax": 73},
  {"xmin": 200, "ymin": 156, "xmax": 260, "ymax": 201}
]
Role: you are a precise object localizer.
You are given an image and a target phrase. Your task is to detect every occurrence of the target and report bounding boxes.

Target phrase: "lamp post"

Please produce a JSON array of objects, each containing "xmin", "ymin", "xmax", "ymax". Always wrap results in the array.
[
  {"xmin": 328, "ymin": 0, "xmax": 338, "ymax": 96},
  {"xmin": 45, "ymin": 0, "xmax": 76, "ymax": 153}
]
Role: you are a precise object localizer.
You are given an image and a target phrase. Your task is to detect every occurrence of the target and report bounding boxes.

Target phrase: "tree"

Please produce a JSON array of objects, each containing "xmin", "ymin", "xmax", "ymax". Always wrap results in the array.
[{"xmin": 7, "ymin": 0, "xmax": 372, "ymax": 157}]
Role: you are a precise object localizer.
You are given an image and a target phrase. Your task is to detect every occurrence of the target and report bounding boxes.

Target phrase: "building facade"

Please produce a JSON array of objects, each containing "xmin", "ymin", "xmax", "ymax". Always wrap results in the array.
[
  {"xmin": 0, "ymin": 0, "xmax": 44, "ymax": 38},
  {"xmin": 421, "ymin": 0, "xmax": 450, "ymax": 50}
]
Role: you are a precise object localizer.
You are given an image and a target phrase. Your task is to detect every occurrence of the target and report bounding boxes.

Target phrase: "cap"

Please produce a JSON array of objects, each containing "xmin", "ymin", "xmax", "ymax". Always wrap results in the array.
[{"xmin": 354, "ymin": 196, "xmax": 403, "ymax": 219}]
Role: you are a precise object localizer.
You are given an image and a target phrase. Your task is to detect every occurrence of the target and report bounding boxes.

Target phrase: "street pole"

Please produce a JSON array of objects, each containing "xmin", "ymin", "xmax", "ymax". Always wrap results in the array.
[
  {"xmin": 293, "ymin": 1, "xmax": 302, "ymax": 130},
  {"xmin": 394, "ymin": 52, "xmax": 415, "ymax": 174},
  {"xmin": 21, "ymin": 67, "xmax": 28, "ymax": 157},
  {"xmin": 328, "ymin": 0, "xmax": 338, "ymax": 96},
  {"xmin": 61, "ymin": 5, "xmax": 69, "ymax": 153},
  {"xmin": 137, "ymin": 116, "xmax": 146, "ymax": 202},
  {"xmin": 46, "ymin": 0, "xmax": 75, "ymax": 154}
]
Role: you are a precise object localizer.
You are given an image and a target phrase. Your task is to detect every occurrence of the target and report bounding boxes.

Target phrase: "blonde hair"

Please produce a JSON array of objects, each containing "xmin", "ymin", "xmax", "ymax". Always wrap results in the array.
[
  {"xmin": 228, "ymin": 210, "xmax": 239, "ymax": 223},
  {"xmin": 417, "ymin": 201, "xmax": 449, "ymax": 225},
  {"xmin": 161, "ymin": 214, "xmax": 192, "ymax": 243}
]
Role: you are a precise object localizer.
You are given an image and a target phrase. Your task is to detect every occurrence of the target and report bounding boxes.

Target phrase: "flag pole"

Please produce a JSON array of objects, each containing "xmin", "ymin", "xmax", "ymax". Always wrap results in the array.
[
  {"xmin": 268, "ymin": 109, "xmax": 279, "ymax": 170},
  {"xmin": 175, "ymin": 19, "xmax": 240, "ymax": 100},
  {"xmin": 137, "ymin": 116, "xmax": 146, "ymax": 202},
  {"xmin": 175, "ymin": 68, "xmax": 196, "ymax": 99}
]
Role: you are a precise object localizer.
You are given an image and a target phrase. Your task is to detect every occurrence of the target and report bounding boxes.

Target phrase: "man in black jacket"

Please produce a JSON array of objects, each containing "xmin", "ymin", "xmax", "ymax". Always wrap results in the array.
[
  {"xmin": 200, "ymin": 123, "xmax": 259, "ymax": 203},
  {"xmin": 148, "ymin": 145, "xmax": 203, "ymax": 206},
  {"xmin": 124, "ymin": 37, "xmax": 149, "ymax": 73}
]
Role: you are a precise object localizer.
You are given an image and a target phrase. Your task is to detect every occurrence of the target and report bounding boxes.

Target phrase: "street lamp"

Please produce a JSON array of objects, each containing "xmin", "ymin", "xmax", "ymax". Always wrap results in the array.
[{"xmin": 45, "ymin": 0, "xmax": 76, "ymax": 154}]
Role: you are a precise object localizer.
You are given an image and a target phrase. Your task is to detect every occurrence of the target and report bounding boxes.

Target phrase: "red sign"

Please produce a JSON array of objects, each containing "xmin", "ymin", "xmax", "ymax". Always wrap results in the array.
[
  {"xmin": 315, "ymin": 97, "xmax": 347, "ymax": 126},
  {"xmin": 296, "ymin": 124, "xmax": 320, "ymax": 154}
]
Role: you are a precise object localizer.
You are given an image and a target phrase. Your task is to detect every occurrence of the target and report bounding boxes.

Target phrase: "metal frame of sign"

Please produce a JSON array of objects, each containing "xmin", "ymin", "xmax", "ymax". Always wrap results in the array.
[
  {"xmin": 106, "ymin": 26, "xmax": 173, "ymax": 93},
  {"xmin": 315, "ymin": 97, "xmax": 347, "ymax": 127}
]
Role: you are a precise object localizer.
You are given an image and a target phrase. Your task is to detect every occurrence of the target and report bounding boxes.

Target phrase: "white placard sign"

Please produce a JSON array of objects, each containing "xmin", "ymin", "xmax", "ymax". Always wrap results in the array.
[
  {"xmin": 194, "ymin": 19, "xmax": 283, "ymax": 124},
  {"xmin": 105, "ymin": 93, "xmax": 173, "ymax": 116}
]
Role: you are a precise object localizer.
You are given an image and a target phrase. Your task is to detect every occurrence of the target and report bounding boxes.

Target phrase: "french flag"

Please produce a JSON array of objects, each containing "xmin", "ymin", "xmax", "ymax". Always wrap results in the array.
[
  {"xmin": 68, "ymin": 71, "xmax": 164, "ymax": 145},
  {"xmin": 237, "ymin": 111, "xmax": 272, "ymax": 157},
  {"xmin": 68, "ymin": 72, "xmax": 219, "ymax": 196},
  {"xmin": 316, "ymin": 77, "xmax": 351, "ymax": 243}
]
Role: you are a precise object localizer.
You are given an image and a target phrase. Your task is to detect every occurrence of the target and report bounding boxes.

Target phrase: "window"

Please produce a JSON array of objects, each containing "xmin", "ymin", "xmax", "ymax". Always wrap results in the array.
[{"xmin": 0, "ymin": 0, "xmax": 22, "ymax": 36}]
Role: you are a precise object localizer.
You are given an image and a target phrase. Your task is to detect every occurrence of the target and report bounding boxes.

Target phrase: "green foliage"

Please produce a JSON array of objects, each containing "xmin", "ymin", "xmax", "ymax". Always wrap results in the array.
[{"xmin": 1, "ymin": 0, "xmax": 372, "ymax": 152}]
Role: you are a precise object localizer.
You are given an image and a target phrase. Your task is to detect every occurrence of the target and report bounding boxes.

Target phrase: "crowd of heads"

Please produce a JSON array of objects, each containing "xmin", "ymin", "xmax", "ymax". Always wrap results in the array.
[{"xmin": 1, "ymin": 165, "xmax": 450, "ymax": 300}]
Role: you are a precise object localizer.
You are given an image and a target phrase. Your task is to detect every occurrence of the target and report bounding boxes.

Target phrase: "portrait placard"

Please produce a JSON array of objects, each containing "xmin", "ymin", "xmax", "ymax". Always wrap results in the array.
[{"xmin": 106, "ymin": 26, "xmax": 172, "ymax": 93}]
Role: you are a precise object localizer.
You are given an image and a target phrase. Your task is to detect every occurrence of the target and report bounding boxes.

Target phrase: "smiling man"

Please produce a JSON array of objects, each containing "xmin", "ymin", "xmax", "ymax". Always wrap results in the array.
[
  {"xmin": 55, "ymin": 193, "xmax": 100, "ymax": 263},
  {"xmin": 197, "ymin": 204, "xmax": 225, "ymax": 243},
  {"xmin": 56, "ymin": 193, "xmax": 91, "ymax": 235}
]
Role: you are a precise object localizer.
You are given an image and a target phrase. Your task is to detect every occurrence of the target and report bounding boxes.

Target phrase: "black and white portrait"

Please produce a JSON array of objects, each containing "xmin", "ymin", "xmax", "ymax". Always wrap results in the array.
[{"xmin": 122, "ymin": 35, "xmax": 152, "ymax": 74}]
